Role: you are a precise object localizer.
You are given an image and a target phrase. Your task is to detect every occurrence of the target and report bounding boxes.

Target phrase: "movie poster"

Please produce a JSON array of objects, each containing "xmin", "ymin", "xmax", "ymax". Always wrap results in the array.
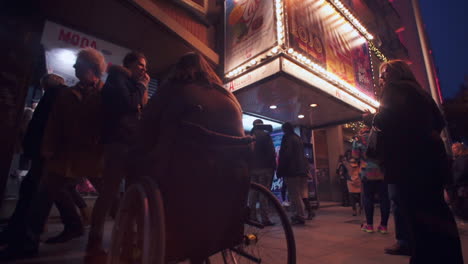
[
  {"xmin": 225, "ymin": 0, "xmax": 276, "ymax": 73},
  {"xmin": 286, "ymin": 0, "xmax": 375, "ymax": 99}
]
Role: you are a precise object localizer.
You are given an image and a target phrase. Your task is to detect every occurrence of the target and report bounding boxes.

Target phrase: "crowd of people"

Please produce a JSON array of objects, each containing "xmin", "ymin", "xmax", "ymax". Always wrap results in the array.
[{"xmin": 0, "ymin": 44, "xmax": 467, "ymax": 264}]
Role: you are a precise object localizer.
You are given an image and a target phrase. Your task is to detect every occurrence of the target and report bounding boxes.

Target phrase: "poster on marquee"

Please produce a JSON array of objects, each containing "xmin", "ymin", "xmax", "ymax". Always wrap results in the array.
[
  {"xmin": 286, "ymin": 0, "xmax": 375, "ymax": 98},
  {"xmin": 224, "ymin": 0, "xmax": 276, "ymax": 73}
]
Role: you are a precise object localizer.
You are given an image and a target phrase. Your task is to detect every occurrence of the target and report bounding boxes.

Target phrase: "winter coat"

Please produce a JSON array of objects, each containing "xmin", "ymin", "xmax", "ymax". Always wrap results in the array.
[
  {"xmin": 42, "ymin": 82, "xmax": 104, "ymax": 179},
  {"xmin": 250, "ymin": 126, "xmax": 276, "ymax": 170},
  {"xmin": 352, "ymin": 127, "xmax": 384, "ymax": 181},
  {"xmin": 101, "ymin": 65, "xmax": 147, "ymax": 144},
  {"xmin": 453, "ymin": 154, "xmax": 468, "ymax": 186},
  {"xmin": 373, "ymin": 80, "xmax": 448, "ymax": 185},
  {"xmin": 23, "ymin": 85, "xmax": 65, "ymax": 159},
  {"xmin": 344, "ymin": 160, "xmax": 361, "ymax": 193},
  {"xmin": 277, "ymin": 132, "xmax": 308, "ymax": 178},
  {"xmin": 131, "ymin": 80, "xmax": 252, "ymax": 260}
]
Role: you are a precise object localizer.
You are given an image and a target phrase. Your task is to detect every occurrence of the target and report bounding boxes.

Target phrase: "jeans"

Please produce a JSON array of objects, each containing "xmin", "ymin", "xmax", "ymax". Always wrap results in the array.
[
  {"xmin": 388, "ymin": 183, "xmax": 411, "ymax": 247},
  {"xmin": 249, "ymin": 168, "xmax": 274, "ymax": 222},
  {"xmin": 362, "ymin": 180, "xmax": 390, "ymax": 226}
]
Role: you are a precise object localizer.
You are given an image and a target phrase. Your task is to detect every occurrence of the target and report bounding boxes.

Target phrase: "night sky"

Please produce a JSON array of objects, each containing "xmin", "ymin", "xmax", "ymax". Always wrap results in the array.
[{"xmin": 419, "ymin": 1, "xmax": 468, "ymax": 99}]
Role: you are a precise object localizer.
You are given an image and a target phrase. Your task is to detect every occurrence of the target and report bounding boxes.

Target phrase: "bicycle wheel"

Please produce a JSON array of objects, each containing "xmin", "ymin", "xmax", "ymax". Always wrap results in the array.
[
  {"xmin": 107, "ymin": 178, "xmax": 165, "ymax": 264},
  {"xmin": 222, "ymin": 182, "xmax": 296, "ymax": 264}
]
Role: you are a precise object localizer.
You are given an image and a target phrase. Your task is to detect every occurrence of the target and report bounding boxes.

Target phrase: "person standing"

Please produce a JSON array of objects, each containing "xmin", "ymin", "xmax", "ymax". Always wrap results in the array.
[
  {"xmin": 336, "ymin": 154, "xmax": 350, "ymax": 207},
  {"xmin": 87, "ymin": 51, "xmax": 149, "ymax": 254},
  {"xmin": 345, "ymin": 157, "xmax": 361, "ymax": 216},
  {"xmin": 0, "ymin": 48, "xmax": 107, "ymax": 260},
  {"xmin": 352, "ymin": 122, "xmax": 390, "ymax": 234},
  {"xmin": 373, "ymin": 60, "xmax": 463, "ymax": 263},
  {"xmin": 277, "ymin": 122, "xmax": 309, "ymax": 224},
  {"xmin": 448, "ymin": 142, "xmax": 468, "ymax": 220},
  {"xmin": 249, "ymin": 119, "xmax": 277, "ymax": 225}
]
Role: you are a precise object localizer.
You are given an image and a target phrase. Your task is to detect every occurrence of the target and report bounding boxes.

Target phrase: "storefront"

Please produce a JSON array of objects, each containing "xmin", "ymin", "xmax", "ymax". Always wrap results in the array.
[
  {"xmin": 1, "ymin": 0, "xmax": 220, "ymax": 213},
  {"xmin": 224, "ymin": 0, "xmax": 387, "ymax": 201}
]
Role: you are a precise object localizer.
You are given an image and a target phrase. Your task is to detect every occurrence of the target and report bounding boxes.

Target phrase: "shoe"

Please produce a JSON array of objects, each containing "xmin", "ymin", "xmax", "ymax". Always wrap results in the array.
[
  {"xmin": 45, "ymin": 229, "xmax": 84, "ymax": 244},
  {"xmin": 377, "ymin": 225, "xmax": 388, "ymax": 234},
  {"xmin": 290, "ymin": 215, "xmax": 305, "ymax": 225},
  {"xmin": 384, "ymin": 243, "xmax": 411, "ymax": 256},
  {"xmin": 262, "ymin": 220, "xmax": 275, "ymax": 226},
  {"xmin": 360, "ymin": 224, "xmax": 374, "ymax": 233}
]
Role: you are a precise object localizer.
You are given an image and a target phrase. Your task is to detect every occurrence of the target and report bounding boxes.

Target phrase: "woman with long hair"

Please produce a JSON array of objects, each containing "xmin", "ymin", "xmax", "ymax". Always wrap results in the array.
[
  {"xmin": 128, "ymin": 52, "xmax": 252, "ymax": 263},
  {"xmin": 373, "ymin": 60, "xmax": 463, "ymax": 263}
]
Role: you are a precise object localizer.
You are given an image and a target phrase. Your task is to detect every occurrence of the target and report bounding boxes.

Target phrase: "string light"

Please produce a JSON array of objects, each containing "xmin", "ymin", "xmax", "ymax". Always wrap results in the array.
[
  {"xmin": 225, "ymin": 0, "xmax": 386, "ymax": 110},
  {"xmin": 328, "ymin": 0, "xmax": 374, "ymax": 41},
  {"xmin": 285, "ymin": 48, "xmax": 380, "ymax": 108},
  {"xmin": 275, "ymin": 0, "xmax": 286, "ymax": 45},
  {"xmin": 225, "ymin": 47, "xmax": 283, "ymax": 79},
  {"xmin": 369, "ymin": 42, "xmax": 388, "ymax": 62},
  {"xmin": 344, "ymin": 121, "xmax": 365, "ymax": 131}
]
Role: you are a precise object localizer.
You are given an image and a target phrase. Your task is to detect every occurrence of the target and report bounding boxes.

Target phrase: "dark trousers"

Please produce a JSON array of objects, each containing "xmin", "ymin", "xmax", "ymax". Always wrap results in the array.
[
  {"xmin": 18, "ymin": 173, "xmax": 83, "ymax": 250},
  {"xmin": 349, "ymin": 193, "xmax": 361, "ymax": 211},
  {"xmin": 362, "ymin": 180, "xmax": 390, "ymax": 226},
  {"xmin": 68, "ymin": 185, "xmax": 87, "ymax": 209},
  {"xmin": 404, "ymin": 183, "xmax": 463, "ymax": 264},
  {"xmin": 388, "ymin": 183, "xmax": 411, "ymax": 247},
  {"xmin": 88, "ymin": 144, "xmax": 126, "ymax": 248},
  {"xmin": 2, "ymin": 159, "xmax": 43, "ymax": 243},
  {"xmin": 340, "ymin": 179, "xmax": 350, "ymax": 206}
]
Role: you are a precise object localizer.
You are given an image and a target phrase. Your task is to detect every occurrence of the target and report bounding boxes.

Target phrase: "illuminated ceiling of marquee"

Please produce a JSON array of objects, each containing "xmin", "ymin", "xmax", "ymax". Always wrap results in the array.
[{"xmin": 235, "ymin": 75, "xmax": 362, "ymax": 129}]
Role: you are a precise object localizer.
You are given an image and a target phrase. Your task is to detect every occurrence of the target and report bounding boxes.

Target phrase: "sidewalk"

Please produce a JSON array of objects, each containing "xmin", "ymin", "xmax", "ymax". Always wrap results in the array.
[{"xmin": 7, "ymin": 204, "xmax": 468, "ymax": 264}]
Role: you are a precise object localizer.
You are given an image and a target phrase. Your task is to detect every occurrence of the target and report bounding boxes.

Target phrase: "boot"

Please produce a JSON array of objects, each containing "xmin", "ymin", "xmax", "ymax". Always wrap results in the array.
[{"xmin": 302, "ymin": 198, "xmax": 315, "ymax": 220}]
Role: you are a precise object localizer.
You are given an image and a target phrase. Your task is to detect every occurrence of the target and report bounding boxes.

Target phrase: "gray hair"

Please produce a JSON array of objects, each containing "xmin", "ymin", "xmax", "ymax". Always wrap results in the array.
[
  {"xmin": 40, "ymin": 73, "xmax": 65, "ymax": 90},
  {"xmin": 77, "ymin": 48, "xmax": 107, "ymax": 78}
]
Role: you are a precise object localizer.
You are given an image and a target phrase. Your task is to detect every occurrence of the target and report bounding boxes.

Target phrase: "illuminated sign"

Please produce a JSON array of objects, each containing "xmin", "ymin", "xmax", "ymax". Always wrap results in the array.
[
  {"xmin": 224, "ymin": 0, "xmax": 276, "ymax": 73},
  {"xmin": 286, "ymin": 0, "xmax": 375, "ymax": 99},
  {"xmin": 224, "ymin": 58, "xmax": 280, "ymax": 92},
  {"xmin": 41, "ymin": 21, "xmax": 130, "ymax": 86},
  {"xmin": 224, "ymin": 0, "xmax": 384, "ymax": 110}
]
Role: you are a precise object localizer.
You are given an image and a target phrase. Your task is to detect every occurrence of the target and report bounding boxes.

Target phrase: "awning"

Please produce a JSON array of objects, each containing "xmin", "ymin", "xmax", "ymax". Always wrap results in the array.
[{"xmin": 224, "ymin": 0, "xmax": 386, "ymax": 128}]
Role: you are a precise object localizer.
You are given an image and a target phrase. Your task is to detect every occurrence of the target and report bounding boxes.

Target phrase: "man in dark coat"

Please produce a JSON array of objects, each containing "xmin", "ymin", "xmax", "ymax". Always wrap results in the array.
[
  {"xmin": 0, "ymin": 74, "xmax": 66, "ymax": 246},
  {"xmin": 277, "ymin": 122, "xmax": 309, "ymax": 224},
  {"xmin": 249, "ymin": 119, "xmax": 276, "ymax": 225},
  {"xmin": 87, "ymin": 51, "xmax": 149, "ymax": 254}
]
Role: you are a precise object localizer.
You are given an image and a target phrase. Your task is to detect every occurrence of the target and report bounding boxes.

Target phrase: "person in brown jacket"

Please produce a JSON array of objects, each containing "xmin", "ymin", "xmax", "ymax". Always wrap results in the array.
[
  {"xmin": 124, "ymin": 52, "xmax": 252, "ymax": 262},
  {"xmin": 0, "ymin": 48, "xmax": 107, "ymax": 261}
]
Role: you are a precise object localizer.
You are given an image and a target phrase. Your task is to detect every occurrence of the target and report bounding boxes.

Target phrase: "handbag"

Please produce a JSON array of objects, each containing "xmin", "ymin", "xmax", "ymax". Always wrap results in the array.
[{"xmin": 365, "ymin": 126, "xmax": 382, "ymax": 161}]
